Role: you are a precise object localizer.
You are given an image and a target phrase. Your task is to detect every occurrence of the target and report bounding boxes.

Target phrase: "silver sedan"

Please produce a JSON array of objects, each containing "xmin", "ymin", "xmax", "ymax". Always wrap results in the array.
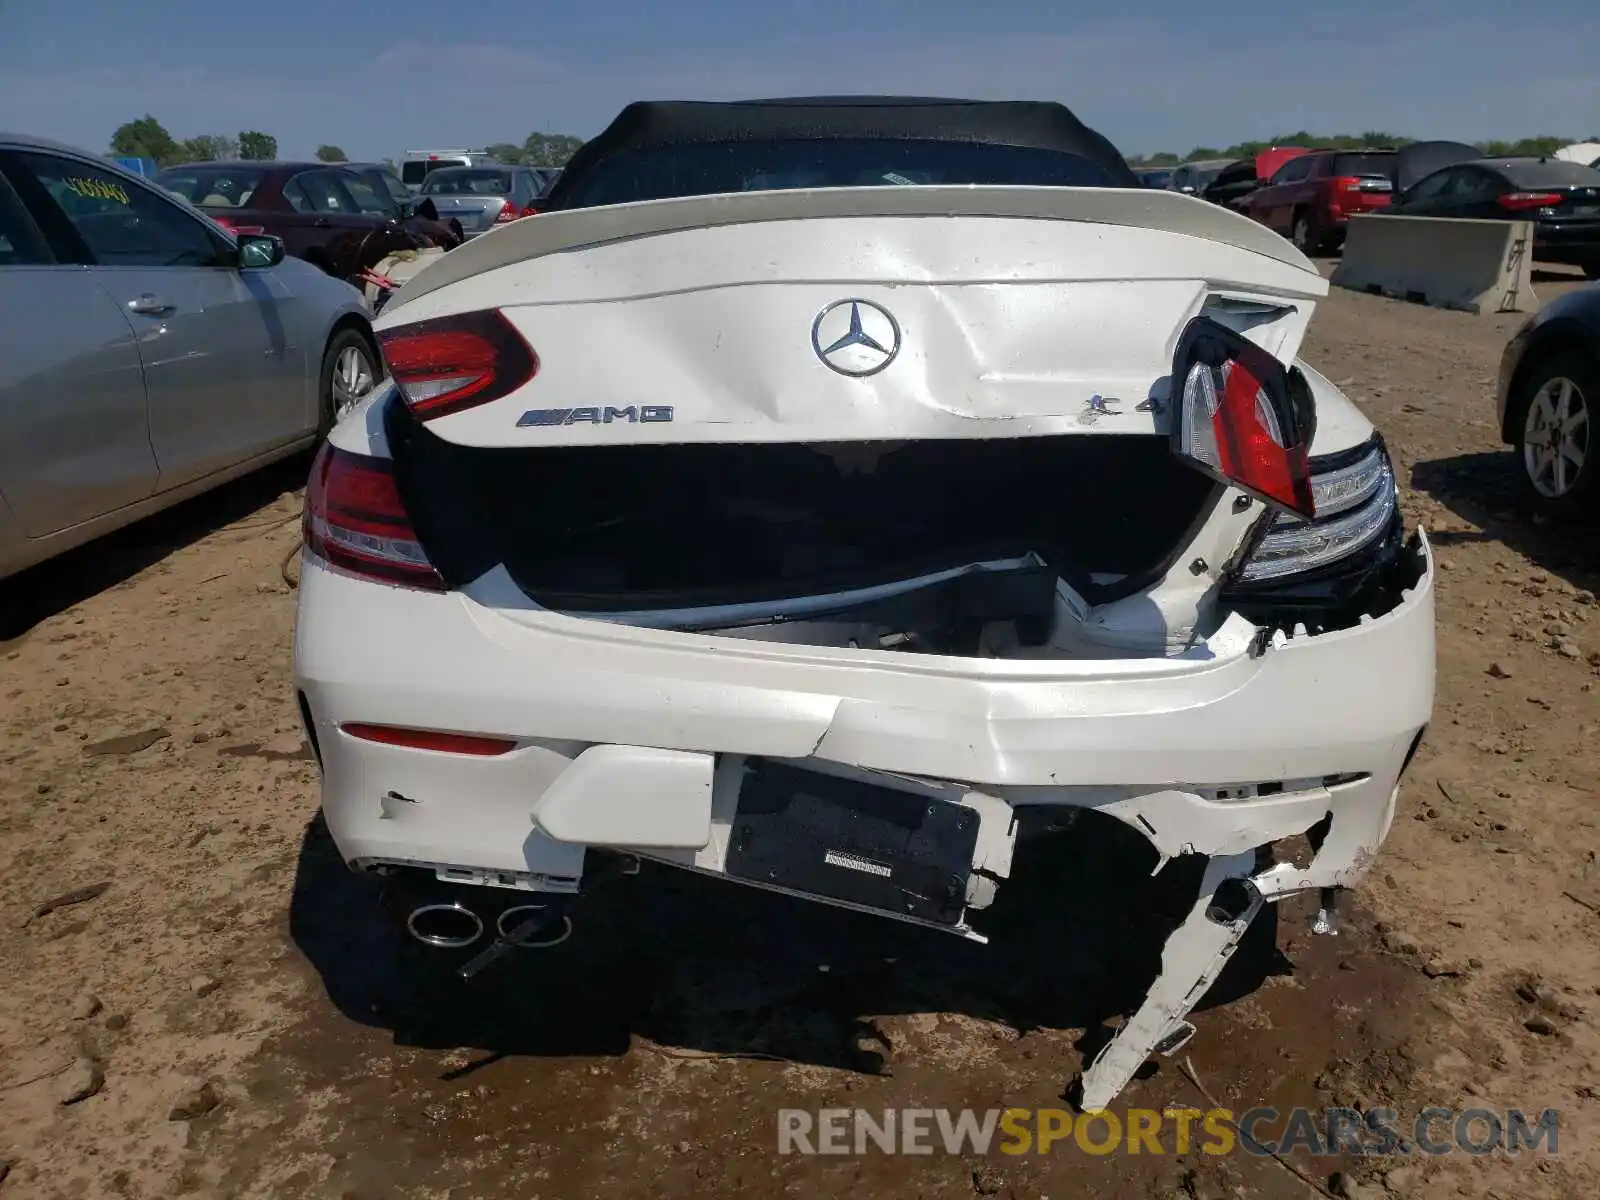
[
  {"xmin": 417, "ymin": 165, "xmax": 546, "ymax": 236},
  {"xmin": 0, "ymin": 134, "xmax": 382, "ymax": 581}
]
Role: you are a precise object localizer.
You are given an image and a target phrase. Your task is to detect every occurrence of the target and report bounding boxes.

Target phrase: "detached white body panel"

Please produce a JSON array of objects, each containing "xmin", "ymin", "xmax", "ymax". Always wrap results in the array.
[{"xmin": 293, "ymin": 185, "xmax": 1434, "ymax": 1111}]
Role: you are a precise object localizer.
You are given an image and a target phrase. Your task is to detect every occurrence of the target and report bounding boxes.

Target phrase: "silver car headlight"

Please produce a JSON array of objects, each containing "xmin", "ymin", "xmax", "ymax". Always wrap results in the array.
[{"xmin": 1235, "ymin": 441, "xmax": 1397, "ymax": 583}]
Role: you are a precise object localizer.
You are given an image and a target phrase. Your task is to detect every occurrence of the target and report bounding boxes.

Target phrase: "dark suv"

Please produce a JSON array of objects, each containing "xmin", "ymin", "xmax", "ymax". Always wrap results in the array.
[
  {"xmin": 156, "ymin": 161, "xmax": 462, "ymax": 282},
  {"xmin": 1244, "ymin": 149, "xmax": 1398, "ymax": 254}
]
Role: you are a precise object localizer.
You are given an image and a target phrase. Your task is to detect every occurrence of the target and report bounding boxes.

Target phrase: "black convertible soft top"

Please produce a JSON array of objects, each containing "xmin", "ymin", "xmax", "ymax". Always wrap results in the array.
[{"xmin": 546, "ymin": 97, "xmax": 1139, "ymax": 204}]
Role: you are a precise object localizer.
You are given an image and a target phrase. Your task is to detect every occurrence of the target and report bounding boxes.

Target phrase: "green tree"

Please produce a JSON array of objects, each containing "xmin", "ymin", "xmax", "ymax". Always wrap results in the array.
[
  {"xmin": 1477, "ymin": 136, "xmax": 1572, "ymax": 158},
  {"xmin": 315, "ymin": 144, "xmax": 348, "ymax": 162},
  {"xmin": 1509, "ymin": 136, "xmax": 1566, "ymax": 157},
  {"xmin": 521, "ymin": 132, "xmax": 584, "ymax": 167},
  {"xmin": 176, "ymin": 134, "xmax": 237, "ymax": 163},
  {"xmin": 110, "ymin": 115, "xmax": 180, "ymax": 165},
  {"xmin": 237, "ymin": 131, "xmax": 278, "ymax": 161},
  {"xmin": 486, "ymin": 141, "xmax": 525, "ymax": 164}
]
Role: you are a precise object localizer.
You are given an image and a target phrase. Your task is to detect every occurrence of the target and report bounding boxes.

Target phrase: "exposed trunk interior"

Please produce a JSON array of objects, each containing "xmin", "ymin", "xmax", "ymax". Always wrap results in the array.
[{"xmin": 387, "ymin": 403, "xmax": 1221, "ymax": 655}]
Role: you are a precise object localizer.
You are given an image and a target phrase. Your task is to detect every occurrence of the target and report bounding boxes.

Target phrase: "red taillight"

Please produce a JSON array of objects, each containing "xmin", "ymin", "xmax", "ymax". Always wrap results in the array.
[
  {"xmin": 376, "ymin": 309, "xmax": 538, "ymax": 420},
  {"xmin": 1498, "ymin": 192, "xmax": 1562, "ymax": 211},
  {"xmin": 1171, "ymin": 318, "xmax": 1315, "ymax": 518},
  {"xmin": 302, "ymin": 443, "xmax": 444, "ymax": 590},
  {"xmin": 494, "ymin": 204, "xmax": 540, "ymax": 223},
  {"xmin": 341, "ymin": 723, "xmax": 516, "ymax": 756},
  {"xmin": 211, "ymin": 215, "xmax": 265, "ymax": 235}
]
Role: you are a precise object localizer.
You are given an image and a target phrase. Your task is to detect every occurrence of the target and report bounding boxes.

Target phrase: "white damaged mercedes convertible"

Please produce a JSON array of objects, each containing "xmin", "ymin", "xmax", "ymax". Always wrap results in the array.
[{"xmin": 292, "ymin": 98, "xmax": 1435, "ymax": 1109}]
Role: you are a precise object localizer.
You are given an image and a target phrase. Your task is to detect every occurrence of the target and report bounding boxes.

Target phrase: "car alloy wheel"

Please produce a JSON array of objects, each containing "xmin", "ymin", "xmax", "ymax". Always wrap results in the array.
[
  {"xmin": 1522, "ymin": 374, "xmax": 1590, "ymax": 500},
  {"xmin": 331, "ymin": 342, "xmax": 377, "ymax": 424}
]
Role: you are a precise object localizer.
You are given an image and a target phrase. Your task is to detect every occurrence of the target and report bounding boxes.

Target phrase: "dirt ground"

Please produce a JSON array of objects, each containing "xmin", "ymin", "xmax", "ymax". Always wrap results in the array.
[{"xmin": 2, "ymin": 267, "xmax": 1599, "ymax": 1200}]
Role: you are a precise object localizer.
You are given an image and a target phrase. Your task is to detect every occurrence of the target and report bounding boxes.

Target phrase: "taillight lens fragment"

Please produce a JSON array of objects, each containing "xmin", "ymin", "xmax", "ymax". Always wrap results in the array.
[
  {"xmin": 376, "ymin": 308, "xmax": 538, "ymax": 420},
  {"xmin": 1171, "ymin": 319, "xmax": 1316, "ymax": 518},
  {"xmin": 303, "ymin": 443, "xmax": 444, "ymax": 590}
]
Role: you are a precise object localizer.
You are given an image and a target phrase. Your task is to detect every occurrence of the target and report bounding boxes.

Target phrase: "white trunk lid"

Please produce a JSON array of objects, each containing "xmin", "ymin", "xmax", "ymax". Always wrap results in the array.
[{"xmin": 378, "ymin": 185, "xmax": 1328, "ymax": 447}]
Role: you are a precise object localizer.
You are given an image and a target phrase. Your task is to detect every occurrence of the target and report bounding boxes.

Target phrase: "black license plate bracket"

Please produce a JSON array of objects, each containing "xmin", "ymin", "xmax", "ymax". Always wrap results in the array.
[{"xmin": 724, "ymin": 759, "xmax": 979, "ymax": 926}]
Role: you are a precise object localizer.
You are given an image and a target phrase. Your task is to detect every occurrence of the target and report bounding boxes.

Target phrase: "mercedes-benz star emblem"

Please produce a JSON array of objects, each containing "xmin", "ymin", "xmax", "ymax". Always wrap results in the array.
[{"xmin": 811, "ymin": 299, "xmax": 901, "ymax": 377}]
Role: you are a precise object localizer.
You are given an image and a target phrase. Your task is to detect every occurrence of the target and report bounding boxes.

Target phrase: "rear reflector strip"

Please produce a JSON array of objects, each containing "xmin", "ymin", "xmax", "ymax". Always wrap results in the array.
[{"xmin": 341, "ymin": 723, "xmax": 518, "ymax": 756}]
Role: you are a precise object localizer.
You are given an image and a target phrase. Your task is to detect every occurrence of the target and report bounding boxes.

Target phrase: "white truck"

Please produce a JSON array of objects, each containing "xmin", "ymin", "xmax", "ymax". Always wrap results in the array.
[{"xmin": 398, "ymin": 148, "xmax": 495, "ymax": 192}]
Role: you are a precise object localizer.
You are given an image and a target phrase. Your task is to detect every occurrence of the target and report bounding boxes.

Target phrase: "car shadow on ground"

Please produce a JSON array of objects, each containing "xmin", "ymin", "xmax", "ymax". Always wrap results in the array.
[
  {"xmin": 287, "ymin": 810, "xmax": 1289, "ymax": 1091},
  {"xmin": 0, "ymin": 454, "xmax": 313, "ymax": 644},
  {"xmin": 1410, "ymin": 452, "xmax": 1600, "ymax": 594}
]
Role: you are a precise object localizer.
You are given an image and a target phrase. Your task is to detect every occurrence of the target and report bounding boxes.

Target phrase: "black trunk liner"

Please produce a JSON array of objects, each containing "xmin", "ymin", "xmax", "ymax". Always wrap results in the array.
[{"xmin": 385, "ymin": 400, "xmax": 1220, "ymax": 610}]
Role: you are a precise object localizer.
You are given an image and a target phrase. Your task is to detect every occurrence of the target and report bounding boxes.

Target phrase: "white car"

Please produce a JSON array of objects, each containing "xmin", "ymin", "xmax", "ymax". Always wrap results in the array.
[
  {"xmin": 293, "ymin": 99, "xmax": 1435, "ymax": 1109},
  {"xmin": 398, "ymin": 149, "xmax": 495, "ymax": 193}
]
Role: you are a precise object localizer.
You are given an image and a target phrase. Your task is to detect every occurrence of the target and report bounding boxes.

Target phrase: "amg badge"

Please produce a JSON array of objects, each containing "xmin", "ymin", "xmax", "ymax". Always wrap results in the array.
[{"xmin": 516, "ymin": 405, "xmax": 674, "ymax": 427}]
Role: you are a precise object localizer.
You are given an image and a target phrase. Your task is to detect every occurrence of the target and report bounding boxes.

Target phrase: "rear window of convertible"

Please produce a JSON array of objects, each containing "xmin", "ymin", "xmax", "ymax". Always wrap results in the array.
[{"xmin": 558, "ymin": 138, "xmax": 1119, "ymax": 207}]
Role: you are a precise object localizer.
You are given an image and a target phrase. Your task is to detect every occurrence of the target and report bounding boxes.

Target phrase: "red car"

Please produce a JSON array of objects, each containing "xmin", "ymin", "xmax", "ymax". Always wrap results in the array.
[
  {"xmin": 156, "ymin": 161, "xmax": 462, "ymax": 283},
  {"xmin": 1199, "ymin": 147, "xmax": 1308, "ymax": 212},
  {"xmin": 1244, "ymin": 148, "xmax": 1399, "ymax": 254}
]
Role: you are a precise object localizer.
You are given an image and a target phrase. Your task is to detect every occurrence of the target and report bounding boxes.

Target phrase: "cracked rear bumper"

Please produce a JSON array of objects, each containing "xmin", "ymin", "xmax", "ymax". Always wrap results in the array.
[
  {"xmin": 294, "ymin": 534, "xmax": 1433, "ymax": 1107},
  {"xmin": 295, "ymin": 532, "xmax": 1432, "ymax": 890}
]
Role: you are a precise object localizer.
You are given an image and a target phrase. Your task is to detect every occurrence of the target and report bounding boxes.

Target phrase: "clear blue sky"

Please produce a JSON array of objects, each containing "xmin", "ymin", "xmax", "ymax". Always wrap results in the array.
[{"xmin": 1, "ymin": 0, "xmax": 1594, "ymax": 161}]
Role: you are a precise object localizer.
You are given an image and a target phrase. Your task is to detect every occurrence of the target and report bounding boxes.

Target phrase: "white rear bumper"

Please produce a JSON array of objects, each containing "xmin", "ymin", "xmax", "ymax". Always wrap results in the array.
[
  {"xmin": 292, "ymin": 534, "xmax": 1433, "ymax": 1109},
  {"xmin": 294, "ymin": 534, "xmax": 1433, "ymax": 892}
]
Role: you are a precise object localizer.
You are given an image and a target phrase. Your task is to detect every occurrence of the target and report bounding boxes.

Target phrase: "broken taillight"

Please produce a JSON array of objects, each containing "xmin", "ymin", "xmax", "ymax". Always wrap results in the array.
[
  {"xmin": 1170, "ymin": 317, "xmax": 1316, "ymax": 518},
  {"xmin": 376, "ymin": 308, "xmax": 538, "ymax": 420},
  {"xmin": 302, "ymin": 443, "xmax": 444, "ymax": 590}
]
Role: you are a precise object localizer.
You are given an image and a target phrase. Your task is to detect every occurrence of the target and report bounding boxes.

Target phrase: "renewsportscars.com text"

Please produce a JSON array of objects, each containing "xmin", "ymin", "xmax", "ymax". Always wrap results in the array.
[{"xmin": 777, "ymin": 1107, "xmax": 1559, "ymax": 1157}]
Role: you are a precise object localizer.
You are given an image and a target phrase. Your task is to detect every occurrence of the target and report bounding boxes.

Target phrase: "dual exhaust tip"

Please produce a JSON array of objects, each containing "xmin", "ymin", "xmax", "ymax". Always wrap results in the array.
[
  {"xmin": 404, "ymin": 899, "xmax": 569, "ymax": 950},
  {"xmin": 406, "ymin": 901, "xmax": 485, "ymax": 949}
]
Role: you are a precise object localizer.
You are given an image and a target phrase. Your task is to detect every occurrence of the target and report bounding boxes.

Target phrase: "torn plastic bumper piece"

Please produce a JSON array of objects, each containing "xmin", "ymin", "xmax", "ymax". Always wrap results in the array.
[
  {"xmin": 1076, "ymin": 768, "xmax": 1401, "ymax": 1111},
  {"xmin": 1079, "ymin": 851, "xmax": 1263, "ymax": 1111}
]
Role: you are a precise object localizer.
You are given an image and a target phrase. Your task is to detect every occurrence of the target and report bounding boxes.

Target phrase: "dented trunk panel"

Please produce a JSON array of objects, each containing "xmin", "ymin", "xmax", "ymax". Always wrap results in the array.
[{"xmin": 377, "ymin": 199, "xmax": 1326, "ymax": 449}]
